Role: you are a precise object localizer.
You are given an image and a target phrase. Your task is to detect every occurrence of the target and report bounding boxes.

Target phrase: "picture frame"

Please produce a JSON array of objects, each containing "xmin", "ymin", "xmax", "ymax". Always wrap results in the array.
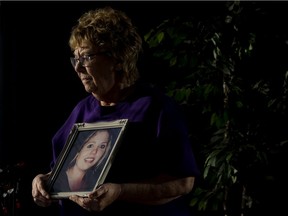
[{"xmin": 46, "ymin": 119, "xmax": 129, "ymax": 199}]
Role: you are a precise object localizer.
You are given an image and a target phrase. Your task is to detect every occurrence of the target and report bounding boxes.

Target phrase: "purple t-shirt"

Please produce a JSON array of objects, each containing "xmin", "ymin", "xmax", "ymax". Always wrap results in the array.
[{"xmin": 51, "ymin": 82, "xmax": 199, "ymax": 216}]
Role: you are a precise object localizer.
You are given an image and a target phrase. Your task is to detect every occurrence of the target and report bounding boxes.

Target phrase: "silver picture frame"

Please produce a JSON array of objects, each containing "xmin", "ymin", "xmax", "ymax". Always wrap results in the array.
[{"xmin": 46, "ymin": 119, "xmax": 129, "ymax": 199}]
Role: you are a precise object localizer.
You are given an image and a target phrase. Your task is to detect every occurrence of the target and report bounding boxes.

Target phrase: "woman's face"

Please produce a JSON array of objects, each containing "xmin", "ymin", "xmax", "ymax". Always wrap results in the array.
[
  {"xmin": 76, "ymin": 130, "xmax": 110, "ymax": 171},
  {"xmin": 72, "ymin": 42, "xmax": 119, "ymax": 101}
]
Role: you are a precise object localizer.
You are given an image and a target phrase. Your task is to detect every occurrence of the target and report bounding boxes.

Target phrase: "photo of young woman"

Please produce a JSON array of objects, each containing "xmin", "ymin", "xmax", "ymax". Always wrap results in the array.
[{"xmin": 52, "ymin": 129, "xmax": 113, "ymax": 193}]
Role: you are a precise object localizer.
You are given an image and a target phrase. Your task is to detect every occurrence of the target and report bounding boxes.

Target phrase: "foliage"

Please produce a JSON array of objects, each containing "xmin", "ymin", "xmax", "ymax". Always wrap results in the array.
[{"xmin": 144, "ymin": 1, "xmax": 288, "ymax": 215}]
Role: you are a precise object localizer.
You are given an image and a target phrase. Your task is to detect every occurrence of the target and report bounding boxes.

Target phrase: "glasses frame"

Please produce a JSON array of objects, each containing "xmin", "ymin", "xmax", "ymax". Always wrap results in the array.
[{"xmin": 70, "ymin": 52, "xmax": 110, "ymax": 68}]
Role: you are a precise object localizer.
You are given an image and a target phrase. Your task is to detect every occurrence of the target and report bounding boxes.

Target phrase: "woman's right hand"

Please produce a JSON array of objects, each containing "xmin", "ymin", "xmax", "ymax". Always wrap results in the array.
[{"xmin": 31, "ymin": 172, "xmax": 52, "ymax": 207}]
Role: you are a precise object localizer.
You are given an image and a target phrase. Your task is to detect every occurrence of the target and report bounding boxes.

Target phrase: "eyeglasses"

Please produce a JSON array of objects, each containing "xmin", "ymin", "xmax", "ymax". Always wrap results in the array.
[{"xmin": 70, "ymin": 52, "xmax": 110, "ymax": 68}]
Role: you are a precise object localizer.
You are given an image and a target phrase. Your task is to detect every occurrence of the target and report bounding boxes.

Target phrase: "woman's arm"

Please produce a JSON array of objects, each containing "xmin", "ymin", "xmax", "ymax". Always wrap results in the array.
[
  {"xmin": 69, "ymin": 175, "xmax": 195, "ymax": 212},
  {"xmin": 118, "ymin": 176, "xmax": 195, "ymax": 205}
]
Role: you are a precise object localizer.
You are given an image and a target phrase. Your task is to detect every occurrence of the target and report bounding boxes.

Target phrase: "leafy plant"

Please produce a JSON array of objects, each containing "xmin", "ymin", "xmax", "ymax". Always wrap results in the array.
[{"xmin": 144, "ymin": 1, "xmax": 288, "ymax": 215}]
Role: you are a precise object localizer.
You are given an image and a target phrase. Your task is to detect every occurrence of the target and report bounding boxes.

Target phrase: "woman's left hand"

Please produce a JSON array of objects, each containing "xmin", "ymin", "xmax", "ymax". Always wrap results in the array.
[{"xmin": 69, "ymin": 183, "xmax": 122, "ymax": 212}]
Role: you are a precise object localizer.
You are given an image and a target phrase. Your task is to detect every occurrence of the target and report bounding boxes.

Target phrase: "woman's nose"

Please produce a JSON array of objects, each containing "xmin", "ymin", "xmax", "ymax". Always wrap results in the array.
[
  {"xmin": 90, "ymin": 147, "xmax": 98, "ymax": 154},
  {"xmin": 75, "ymin": 63, "xmax": 86, "ymax": 73}
]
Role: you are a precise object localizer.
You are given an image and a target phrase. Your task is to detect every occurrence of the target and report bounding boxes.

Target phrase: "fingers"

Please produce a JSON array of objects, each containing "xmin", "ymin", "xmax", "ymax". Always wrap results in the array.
[
  {"xmin": 69, "ymin": 196, "xmax": 101, "ymax": 212},
  {"xmin": 33, "ymin": 195, "xmax": 52, "ymax": 207},
  {"xmin": 69, "ymin": 184, "xmax": 120, "ymax": 212},
  {"xmin": 32, "ymin": 185, "xmax": 49, "ymax": 199},
  {"xmin": 31, "ymin": 173, "xmax": 51, "ymax": 207}
]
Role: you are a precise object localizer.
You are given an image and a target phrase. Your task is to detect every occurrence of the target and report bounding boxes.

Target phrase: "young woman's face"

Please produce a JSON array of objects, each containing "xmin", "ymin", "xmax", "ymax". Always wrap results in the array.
[{"xmin": 76, "ymin": 130, "xmax": 110, "ymax": 171}]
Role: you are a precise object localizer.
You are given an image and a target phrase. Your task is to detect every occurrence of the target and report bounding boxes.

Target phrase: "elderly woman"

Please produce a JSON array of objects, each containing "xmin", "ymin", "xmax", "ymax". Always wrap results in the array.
[{"xmin": 32, "ymin": 6, "xmax": 199, "ymax": 216}]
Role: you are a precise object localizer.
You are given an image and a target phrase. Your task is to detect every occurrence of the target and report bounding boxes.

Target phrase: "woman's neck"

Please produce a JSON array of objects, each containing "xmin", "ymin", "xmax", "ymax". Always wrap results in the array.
[
  {"xmin": 66, "ymin": 167, "xmax": 85, "ymax": 191},
  {"xmin": 94, "ymin": 84, "xmax": 135, "ymax": 107}
]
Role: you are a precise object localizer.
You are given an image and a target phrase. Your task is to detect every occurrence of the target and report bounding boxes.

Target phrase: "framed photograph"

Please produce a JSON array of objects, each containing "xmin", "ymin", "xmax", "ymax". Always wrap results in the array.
[{"xmin": 46, "ymin": 119, "xmax": 129, "ymax": 199}]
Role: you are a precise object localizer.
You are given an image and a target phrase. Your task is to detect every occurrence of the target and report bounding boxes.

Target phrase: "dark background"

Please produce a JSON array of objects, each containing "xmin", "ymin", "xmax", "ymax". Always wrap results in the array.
[{"xmin": 1, "ymin": 1, "xmax": 288, "ymax": 215}]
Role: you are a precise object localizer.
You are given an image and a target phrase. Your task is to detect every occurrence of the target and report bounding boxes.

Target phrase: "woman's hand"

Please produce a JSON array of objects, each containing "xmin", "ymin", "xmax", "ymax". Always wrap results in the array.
[
  {"xmin": 31, "ymin": 173, "xmax": 52, "ymax": 207},
  {"xmin": 69, "ymin": 183, "xmax": 121, "ymax": 212}
]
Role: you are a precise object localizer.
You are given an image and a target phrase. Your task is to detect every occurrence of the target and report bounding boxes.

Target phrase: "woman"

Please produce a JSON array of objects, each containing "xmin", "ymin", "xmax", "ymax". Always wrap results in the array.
[{"xmin": 32, "ymin": 6, "xmax": 199, "ymax": 216}]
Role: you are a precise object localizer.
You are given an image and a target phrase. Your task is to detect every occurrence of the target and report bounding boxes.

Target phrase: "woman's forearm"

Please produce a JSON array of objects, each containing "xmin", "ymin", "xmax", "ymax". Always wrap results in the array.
[{"xmin": 118, "ymin": 176, "xmax": 195, "ymax": 205}]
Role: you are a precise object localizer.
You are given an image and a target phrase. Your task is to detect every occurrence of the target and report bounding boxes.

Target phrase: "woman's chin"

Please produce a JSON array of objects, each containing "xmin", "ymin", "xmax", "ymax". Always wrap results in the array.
[{"xmin": 84, "ymin": 85, "xmax": 97, "ymax": 94}]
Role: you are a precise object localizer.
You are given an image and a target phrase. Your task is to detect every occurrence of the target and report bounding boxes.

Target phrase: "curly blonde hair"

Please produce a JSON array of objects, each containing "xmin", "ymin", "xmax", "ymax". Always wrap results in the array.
[{"xmin": 69, "ymin": 6, "xmax": 143, "ymax": 88}]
